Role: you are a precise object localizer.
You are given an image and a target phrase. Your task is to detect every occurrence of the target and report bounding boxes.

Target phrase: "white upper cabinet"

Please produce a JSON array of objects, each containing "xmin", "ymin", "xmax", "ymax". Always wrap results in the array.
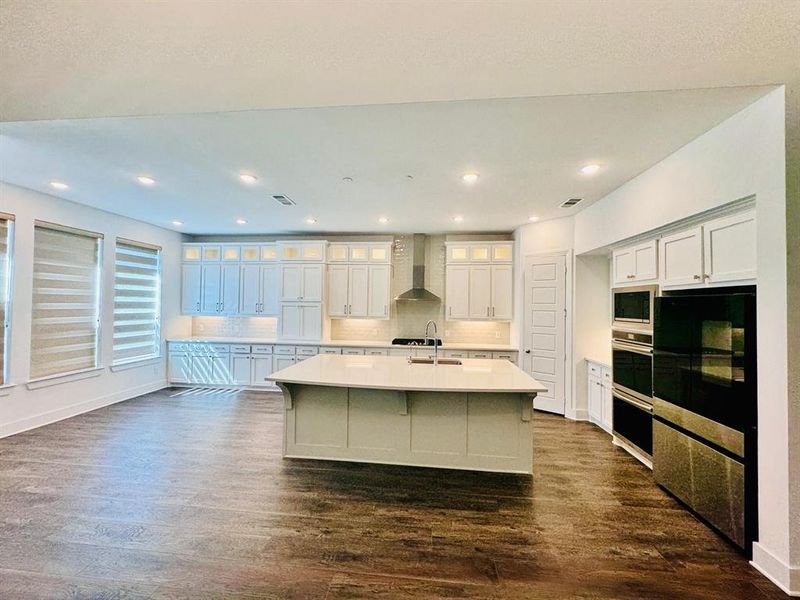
[
  {"xmin": 445, "ymin": 241, "xmax": 513, "ymax": 321},
  {"xmin": 181, "ymin": 264, "xmax": 202, "ymax": 313},
  {"xmin": 328, "ymin": 244, "xmax": 349, "ymax": 263},
  {"xmin": 240, "ymin": 263, "xmax": 279, "ymax": 315},
  {"xmin": 491, "ymin": 264, "xmax": 513, "ymax": 320},
  {"xmin": 612, "ymin": 240, "xmax": 657, "ymax": 284},
  {"xmin": 445, "ymin": 265, "xmax": 470, "ymax": 319},
  {"xmin": 348, "ymin": 265, "xmax": 369, "ymax": 317},
  {"xmin": 660, "ymin": 227, "xmax": 705, "ymax": 287},
  {"xmin": 329, "ymin": 242, "xmax": 392, "ymax": 264},
  {"xmin": 277, "ymin": 241, "xmax": 326, "ymax": 262},
  {"xmin": 280, "ymin": 304, "xmax": 322, "ymax": 340},
  {"xmin": 468, "ymin": 265, "xmax": 492, "ymax": 318},
  {"xmin": 327, "ymin": 264, "xmax": 349, "ymax": 317},
  {"xmin": 182, "ymin": 244, "xmax": 202, "ymax": 262},
  {"xmin": 281, "ymin": 264, "xmax": 323, "ymax": 302},
  {"xmin": 703, "ymin": 210, "xmax": 756, "ymax": 284},
  {"xmin": 446, "ymin": 241, "xmax": 512, "ymax": 263},
  {"xmin": 368, "ymin": 265, "xmax": 391, "ymax": 318},
  {"xmin": 260, "ymin": 264, "xmax": 279, "ymax": 315},
  {"xmin": 201, "ymin": 264, "xmax": 222, "ymax": 313},
  {"xmin": 219, "ymin": 264, "xmax": 240, "ymax": 315}
]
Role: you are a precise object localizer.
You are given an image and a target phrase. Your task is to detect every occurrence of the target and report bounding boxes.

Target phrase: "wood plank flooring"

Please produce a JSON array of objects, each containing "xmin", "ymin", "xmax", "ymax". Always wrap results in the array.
[{"xmin": 0, "ymin": 388, "xmax": 786, "ymax": 599}]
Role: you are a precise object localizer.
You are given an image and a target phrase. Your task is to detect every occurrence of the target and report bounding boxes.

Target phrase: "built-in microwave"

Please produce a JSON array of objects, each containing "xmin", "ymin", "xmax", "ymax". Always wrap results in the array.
[{"xmin": 612, "ymin": 285, "xmax": 658, "ymax": 331}]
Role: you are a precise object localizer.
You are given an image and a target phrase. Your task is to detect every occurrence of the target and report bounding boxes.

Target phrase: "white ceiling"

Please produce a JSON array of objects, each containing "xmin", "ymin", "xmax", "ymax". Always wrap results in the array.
[
  {"xmin": 0, "ymin": 0, "xmax": 797, "ymax": 234},
  {"xmin": 0, "ymin": 87, "xmax": 772, "ymax": 233}
]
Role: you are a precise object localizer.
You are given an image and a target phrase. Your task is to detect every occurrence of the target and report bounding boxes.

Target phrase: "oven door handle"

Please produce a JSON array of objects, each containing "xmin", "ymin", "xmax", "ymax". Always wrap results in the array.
[
  {"xmin": 613, "ymin": 389, "xmax": 654, "ymax": 413},
  {"xmin": 612, "ymin": 341, "xmax": 653, "ymax": 355}
]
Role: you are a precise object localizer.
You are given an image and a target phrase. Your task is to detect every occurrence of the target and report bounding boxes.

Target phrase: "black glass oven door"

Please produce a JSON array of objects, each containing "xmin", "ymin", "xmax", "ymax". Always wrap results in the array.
[{"xmin": 612, "ymin": 345, "xmax": 653, "ymax": 401}]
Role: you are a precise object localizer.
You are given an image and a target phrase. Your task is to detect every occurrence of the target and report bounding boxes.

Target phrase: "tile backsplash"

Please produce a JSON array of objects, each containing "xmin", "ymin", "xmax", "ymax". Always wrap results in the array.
[{"xmin": 189, "ymin": 233, "xmax": 512, "ymax": 345}]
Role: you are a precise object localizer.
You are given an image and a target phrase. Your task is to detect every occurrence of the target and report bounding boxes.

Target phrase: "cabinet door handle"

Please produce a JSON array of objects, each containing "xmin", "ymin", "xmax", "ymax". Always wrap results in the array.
[
  {"xmin": 349, "ymin": 304, "xmax": 352, "ymax": 314},
  {"xmin": 196, "ymin": 301, "xmax": 200, "ymax": 311},
  {"xmin": 486, "ymin": 306, "xmax": 490, "ymax": 317},
  {"xmin": 449, "ymin": 306, "xmax": 452, "ymax": 316},
  {"xmin": 693, "ymin": 274, "xmax": 701, "ymax": 280},
  {"xmin": 384, "ymin": 304, "xmax": 387, "ymax": 316},
  {"xmin": 492, "ymin": 306, "xmax": 495, "ymax": 317},
  {"xmin": 703, "ymin": 274, "xmax": 710, "ymax": 280},
  {"xmin": 344, "ymin": 304, "xmax": 347, "ymax": 315}
]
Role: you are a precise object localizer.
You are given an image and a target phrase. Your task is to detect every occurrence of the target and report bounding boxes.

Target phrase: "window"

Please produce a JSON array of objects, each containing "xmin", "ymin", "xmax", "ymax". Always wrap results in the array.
[
  {"xmin": 0, "ymin": 213, "xmax": 13, "ymax": 385},
  {"xmin": 113, "ymin": 238, "xmax": 161, "ymax": 365},
  {"xmin": 30, "ymin": 222, "xmax": 102, "ymax": 380}
]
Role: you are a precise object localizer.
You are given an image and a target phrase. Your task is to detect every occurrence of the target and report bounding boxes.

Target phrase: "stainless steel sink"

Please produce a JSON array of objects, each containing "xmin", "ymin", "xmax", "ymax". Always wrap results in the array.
[{"xmin": 408, "ymin": 357, "xmax": 462, "ymax": 365}]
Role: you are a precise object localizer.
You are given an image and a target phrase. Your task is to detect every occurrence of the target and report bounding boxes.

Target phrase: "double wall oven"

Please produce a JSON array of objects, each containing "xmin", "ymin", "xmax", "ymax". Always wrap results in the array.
[{"xmin": 611, "ymin": 285, "xmax": 657, "ymax": 459}]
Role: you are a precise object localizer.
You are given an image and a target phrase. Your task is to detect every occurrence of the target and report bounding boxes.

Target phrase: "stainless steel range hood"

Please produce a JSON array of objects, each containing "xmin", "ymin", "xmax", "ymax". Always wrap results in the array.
[{"xmin": 394, "ymin": 234, "xmax": 441, "ymax": 302}]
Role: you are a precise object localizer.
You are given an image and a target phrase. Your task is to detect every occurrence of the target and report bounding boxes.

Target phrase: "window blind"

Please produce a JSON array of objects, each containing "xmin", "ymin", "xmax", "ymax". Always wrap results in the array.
[
  {"xmin": 30, "ymin": 223, "xmax": 102, "ymax": 380},
  {"xmin": 113, "ymin": 239, "xmax": 161, "ymax": 364},
  {"xmin": 0, "ymin": 215, "xmax": 11, "ymax": 385}
]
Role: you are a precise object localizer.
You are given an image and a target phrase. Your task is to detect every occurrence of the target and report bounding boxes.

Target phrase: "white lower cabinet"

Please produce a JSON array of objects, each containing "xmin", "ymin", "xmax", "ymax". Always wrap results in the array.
[
  {"xmin": 251, "ymin": 356, "xmax": 274, "ymax": 386},
  {"xmin": 168, "ymin": 352, "xmax": 191, "ymax": 383},
  {"xmin": 587, "ymin": 361, "xmax": 612, "ymax": 432},
  {"xmin": 231, "ymin": 354, "xmax": 252, "ymax": 385},
  {"xmin": 273, "ymin": 355, "xmax": 296, "ymax": 371}
]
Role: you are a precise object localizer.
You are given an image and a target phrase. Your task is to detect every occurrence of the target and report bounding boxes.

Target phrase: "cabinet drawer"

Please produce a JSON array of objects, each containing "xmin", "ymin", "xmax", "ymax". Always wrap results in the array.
[
  {"xmin": 319, "ymin": 347, "xmax": 342, "ymax": 354},
  {"xmin": 297, "ymin": 346, "xmax": 318, "ymax": 356},
  {"xmin": 205, "ymin": 344, "xmax": 230, "ymax": 355},
  {"xmin": 365, "ymin": 348, "xmax": 388, "ymax": 356},
  {"xmin": 230, "ymin": 344, "xmax": 251, "ymax": 354},
  {"xmin": 274, "ymin": 345, "xmax": 297, "ymax": 355},
  {"xmin": 468, "ymin": 351, "xmax": 492, "ymax": 359},
  {"xmin": 588, "ymin": 362, "xmax": 602, "ymax": 377},
  {"xmin": 492, "ymin": 352, "xmax": 517, "ymax": 361},
  {"xmin": 251, "ymin": 345, "xmax": 274, "ymax": 355},
  {"xmin": 342, "ymin": 348, "xmax": 365, "ymax": 355},
  {"xmin": 602, "ymin": 367, "xmax": 613, "ymax": 383},
  {"xmin": 169, "ymin": 342, "xmax": 190, "ymax": 353},
  {"xmin": 443, "ymin": 350, "xmax": 468, "ymax": 358}
]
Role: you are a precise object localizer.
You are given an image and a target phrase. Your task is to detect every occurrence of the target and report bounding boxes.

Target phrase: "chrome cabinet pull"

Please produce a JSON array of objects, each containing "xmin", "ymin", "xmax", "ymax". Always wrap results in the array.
[
  {"xmin": 449, "ymin": 306, "xmax": 452, "ymax": 316},
  {"xmin": 344, "ymin": 304, "xmax": 347, "ymax": 314},
  {"xmin": 693, "ymin": 274, "xmax": 701, "ymax": 280},
  {"xmin": 486, "ymin": 306, "xmax": 490, "ymax": 317}
]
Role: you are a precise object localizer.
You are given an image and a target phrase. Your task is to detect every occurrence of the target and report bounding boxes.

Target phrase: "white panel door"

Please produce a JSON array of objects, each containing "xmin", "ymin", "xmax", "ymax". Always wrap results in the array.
[
  {"xmin": 660, "ymin": 227, "xmax": 703, "ymax": 287},
  {"xmin": 348, "ymin": 265, "xmax": 369, "ymax": 317},
  {"xmin": 703, "ymin": 210, "xmax": 756, "ymax": 284},
  {"xmin": 523, "ymin": 254, "xmax": 566, "ymax": 415},
  {"xmin": 181, "ymin": 264, "xmax": 202, "ymax": 314},
  {"xmin": 301, "ymin": 264, "xmax": 323, "ymax": 301},
  {"xmin": 367, "ymin": 264, "xmax": 391, "ymax": 318},
  {"xmin": 260, "ymin": 264, "xmax": 279, "ymax": 315},
  {"xmin": 301, "ymin": 305, "xmax": 322, "ymax": 340},
  {"xmin": 280, "ymin": 304, "xmax": 302, "ymax": 338},
  {"xmin": 445, "ymin": 265, "xmax": 470, "ymax": 319},
  {"xmin": 239, "ymin": 264, "xmax": 261, "ymax": 315},
  {"xmin": 468, "ymin": 265, "xmax": 492, "ymax": 319},
  {"xmin": 231, "ymin": 355, "xmax": 252, "ymax": 385},
  {"xmin": 219, "ymin": 264, "xmax": 240, "ymax": 315},
  {"xmin": 491, "ymin": 264, "xmax": 513, "ymax": 320},
  {"xmin": 328, "ymin": 264, "xmax": 349, "ymax": 317},
  {"xmin": 280, "ymin": 265, "xmax": 303, "ymax": 301},
  {"xmin": 201, "ymin": 264, "xmax": 221, "ymax": 313}
]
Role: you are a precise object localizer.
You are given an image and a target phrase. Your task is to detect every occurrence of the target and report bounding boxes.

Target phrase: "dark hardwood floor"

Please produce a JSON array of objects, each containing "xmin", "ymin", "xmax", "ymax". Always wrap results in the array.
[{"xmin": 0, "ymin": 388, "xmax": 785, "ymax": 599}]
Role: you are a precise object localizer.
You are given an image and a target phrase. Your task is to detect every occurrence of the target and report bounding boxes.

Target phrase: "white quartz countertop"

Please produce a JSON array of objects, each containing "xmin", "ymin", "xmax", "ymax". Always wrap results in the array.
[
  {"xmin": 166, "ymin": 336, "xmax": 519, "ymax": 352},
  {"xmin": 268, "ymin": 354, "xmax": 546, "ymax": 393}
]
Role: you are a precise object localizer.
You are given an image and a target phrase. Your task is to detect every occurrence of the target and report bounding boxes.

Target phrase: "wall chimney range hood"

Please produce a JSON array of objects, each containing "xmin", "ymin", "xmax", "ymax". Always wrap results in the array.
[{"xmin": 394, "ymin": 234, "xmax": 441, "ymax": 302}]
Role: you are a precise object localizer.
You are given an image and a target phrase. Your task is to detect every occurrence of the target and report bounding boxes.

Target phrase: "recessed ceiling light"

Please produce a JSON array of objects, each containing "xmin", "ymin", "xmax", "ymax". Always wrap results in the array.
[
  {"xmin": 235, "ymin": 218, "xmax": 247, "ymax": 225},
  {"xmin": 49, "ymin": 181, "xmax": 69, "ymax": 190},
  {"xmin": 453, "ymin": 216, "xmax": 464, "ymax": 223},
  {"xmin": 239, "ymin": 173, "xmax": 258, "ymax": 184},
  {"xmin": 171, "ymin": 220, "xmax": 183, "ymax": 226},
  {"xmin": 342, "ymin": 176, "xmax": 353, "ymax": 182},
  {"xmin": 136, "ymin": 175, "xmax": 156, "ymax": 186},
  {"xmin": 461, "ymin": 172, "xmax": 479, "ymax": 184},
  {"xmin": 528, "ymin": 215, "xmax": 540, "ymax": 222},
  {"xmin": 305, "ymin": 218, "xmax": 317, "ymax": 225},
  {"xmin": 580, "ymin": 164, "xmax": 600, "ymax": 175},
  {"xmin": 378, "ymin": 216, "xmax": 389, "ymax": 224}
]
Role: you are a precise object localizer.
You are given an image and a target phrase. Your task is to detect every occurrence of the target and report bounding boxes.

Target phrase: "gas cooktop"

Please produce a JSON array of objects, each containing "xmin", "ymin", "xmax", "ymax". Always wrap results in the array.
[{"xmin": 391, "ymin": 337, "xmax": 442, "ymax": 346}]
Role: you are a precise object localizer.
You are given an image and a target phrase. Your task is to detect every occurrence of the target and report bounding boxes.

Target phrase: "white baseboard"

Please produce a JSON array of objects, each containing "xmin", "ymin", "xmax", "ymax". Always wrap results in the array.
[
  {"xmin": 0, "ymin": 380, "xmax": 168, "ymax": 439},
  {"xmin": 752, "ymin": 542, "xmax": 800, "ymax": 596},
  {"xmin": 566, "ymin": 407, "xmax": 589, "ymax": 421}
]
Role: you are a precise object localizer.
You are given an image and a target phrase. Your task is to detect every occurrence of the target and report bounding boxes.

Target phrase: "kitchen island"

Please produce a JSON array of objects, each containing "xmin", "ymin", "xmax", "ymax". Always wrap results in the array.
[{"xmin": 269, "ymin": 354, "xmax": 547, "ymax": 474}]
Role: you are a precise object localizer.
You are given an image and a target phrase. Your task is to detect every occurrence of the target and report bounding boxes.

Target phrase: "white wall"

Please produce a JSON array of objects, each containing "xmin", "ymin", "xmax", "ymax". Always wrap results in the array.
[
  {"xmin": 0, "ymin": 182, "xmax": 191, "ymax": 437},
  {"xmin": 573, "ymin": 88, "xmax": 797, "ymax": 593}
]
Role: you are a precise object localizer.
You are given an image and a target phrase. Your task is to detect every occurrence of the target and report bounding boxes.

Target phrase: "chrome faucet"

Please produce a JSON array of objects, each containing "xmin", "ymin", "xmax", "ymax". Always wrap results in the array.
[{"xmin": 424, "ymin": 320, "xmax": 439, "ymax": 366}]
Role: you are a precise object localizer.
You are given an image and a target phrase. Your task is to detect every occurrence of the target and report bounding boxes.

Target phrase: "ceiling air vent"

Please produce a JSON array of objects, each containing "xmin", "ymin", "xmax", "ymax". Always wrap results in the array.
[
  {"xmin": 560, "ymin": 198, "xmax": 583, "ymax": 208},
  {"xmin": 272, "ymin": 194, "xmax": 296, "ymax": 206}
]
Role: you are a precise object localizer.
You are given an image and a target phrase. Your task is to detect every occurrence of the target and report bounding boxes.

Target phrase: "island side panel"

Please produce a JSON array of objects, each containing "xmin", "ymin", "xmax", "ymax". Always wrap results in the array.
[{"xmin": 282, "ymin": 385, "xmax": 534, "ymax": 474}]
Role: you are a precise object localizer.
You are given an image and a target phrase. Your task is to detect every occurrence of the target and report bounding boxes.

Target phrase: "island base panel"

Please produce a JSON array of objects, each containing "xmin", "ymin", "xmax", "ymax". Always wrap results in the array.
[{"xmin": 281, "ymin": 384, "xmax": 534, "ymax": 474}]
